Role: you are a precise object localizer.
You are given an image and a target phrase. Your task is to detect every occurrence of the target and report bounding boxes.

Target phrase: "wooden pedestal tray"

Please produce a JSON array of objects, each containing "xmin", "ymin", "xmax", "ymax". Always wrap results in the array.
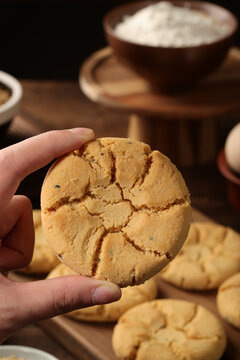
[
  {"xmin": 80, "ymin": 47, "xmax": 240, "ymax": 167},
  {"xmin": 10, "ymin": 209, "xmax": 240, "ymax": 360}
]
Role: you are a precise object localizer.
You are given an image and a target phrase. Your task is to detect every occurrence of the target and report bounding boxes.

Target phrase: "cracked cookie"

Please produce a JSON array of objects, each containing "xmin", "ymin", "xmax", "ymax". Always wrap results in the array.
[
  {"xmin": 217, "ymin": 272, "xmax": 240, "ymax": 329},
  {"xmin": 18, "ymin": 210, "xmax": 59, "ymax": 274},
  {"xmin": 41, "ymin": 137, "xmax": 191, "ymax": 287},
  {"xmin": 160, "ymin": 222, "xmax": 240, "ymax": 290},
  {"xmin": 112, "ymin": 299, "xmax": 227, "ymax": 360},
  {"xmin": 47, "ymin": 263, "xmax": 158, "ymax": 321}
]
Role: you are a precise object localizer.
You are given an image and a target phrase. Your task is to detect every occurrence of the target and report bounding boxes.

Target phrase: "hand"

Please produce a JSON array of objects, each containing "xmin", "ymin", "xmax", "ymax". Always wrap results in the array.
[{"xmin": 0, "ymin": 128, "xmax": 121, "ymax": 343}]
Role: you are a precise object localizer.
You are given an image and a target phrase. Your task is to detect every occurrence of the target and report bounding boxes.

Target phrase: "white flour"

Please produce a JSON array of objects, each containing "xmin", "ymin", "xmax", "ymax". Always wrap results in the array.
[{"xmin": 114, "ymin": 2, "xmax": 229, "ymax": 47}]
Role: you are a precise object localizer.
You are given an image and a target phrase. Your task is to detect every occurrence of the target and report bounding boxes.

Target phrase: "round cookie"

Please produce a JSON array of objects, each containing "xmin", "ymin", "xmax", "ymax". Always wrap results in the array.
[
  {"xmin": 47, "ymin": 263, "xmax": 158, "ymax": 322},
  {"xmin": 217, "ymin": 272, "xmax": 240, "ymax": 329},
  {"xmin": 18, "ymin": 210, "xmax": 59, "ymax": 274},
  {"xmin": 112, "ymin": 299, "xmax": 227, "ymax": 360},
  {"xmin": 41, "ymin": 137, "xmax": 191, "ymax": 287},
  {"xmin": 160, "ymin": 222, "xmax": 240, "ymax": 290}
]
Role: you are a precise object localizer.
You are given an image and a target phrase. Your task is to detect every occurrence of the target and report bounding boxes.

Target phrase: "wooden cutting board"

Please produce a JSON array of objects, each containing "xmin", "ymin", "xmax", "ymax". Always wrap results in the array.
[{"xmin": 10, "ymin": 209, "xmax": 240, "ymax": 360}]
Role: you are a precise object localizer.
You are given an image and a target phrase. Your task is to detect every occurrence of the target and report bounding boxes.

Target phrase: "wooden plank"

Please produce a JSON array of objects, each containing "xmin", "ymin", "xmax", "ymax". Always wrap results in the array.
[{"xmin": 10, "ymin": 209, "xmax": 240, "ymax": 360}]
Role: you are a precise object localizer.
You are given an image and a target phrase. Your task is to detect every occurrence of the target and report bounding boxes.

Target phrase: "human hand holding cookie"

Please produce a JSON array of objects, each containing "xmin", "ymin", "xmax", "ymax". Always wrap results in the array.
[
  {"xmin": 41, "ymin": 137, "xmax": 191, "ymax": 286},
  {"xmin": 0, "ymin": 128, "xmax": 121, "ymax": 343}
]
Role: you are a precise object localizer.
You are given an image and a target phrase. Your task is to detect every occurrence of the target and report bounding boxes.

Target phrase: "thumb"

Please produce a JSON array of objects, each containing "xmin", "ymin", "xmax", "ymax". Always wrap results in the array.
[{"xmin": 7, "ymin": 275, "xmax": 121, "ymax": 328}]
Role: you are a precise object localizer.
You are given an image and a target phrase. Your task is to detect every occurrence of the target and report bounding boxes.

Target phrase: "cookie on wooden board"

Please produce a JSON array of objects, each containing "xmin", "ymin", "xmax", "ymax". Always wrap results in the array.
[
  {"xmin": 160, "ymin": 222, "xmax": 240, "ymax": 290},
  {"xmin": 47, "ymin": 263, "xmax": 158, "ymax": 322},
  {"xmin": 112, "ymin": 299, "xmax": 227, "ymax": 360},
  {"xmin": 217, "ymin": 272, "xmax": 240, "ymax": 329},
  {"xmin": 18, "ymin": 210, "xmax": 59, "ymax": 274},
  {"xmin": 41, "ymin": 137, "xmax": 191, "ymax": 287}
]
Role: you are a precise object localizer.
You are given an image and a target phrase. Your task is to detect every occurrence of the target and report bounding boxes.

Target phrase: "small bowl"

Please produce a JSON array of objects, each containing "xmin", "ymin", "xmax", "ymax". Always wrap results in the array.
[
  {"xmin": 217, "ymin": 149, "xmax": 240, "ymax": 212},
  {"xmin": 0, "ymin": 71, "xmax": 22, "ymax": 136},
  {"xmin": 0, "ymin": 345, "xmax": 58, "ymax": 360},
  {"xmin": 103, "ymin": 0, "xmax": 238, "ymax": 91}
]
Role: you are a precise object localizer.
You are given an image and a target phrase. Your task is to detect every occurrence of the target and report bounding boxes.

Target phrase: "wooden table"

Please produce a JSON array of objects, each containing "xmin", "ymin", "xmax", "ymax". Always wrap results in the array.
[{"xmin": 2, "ymin": 79, "xmax": 240, "ymax": 359}]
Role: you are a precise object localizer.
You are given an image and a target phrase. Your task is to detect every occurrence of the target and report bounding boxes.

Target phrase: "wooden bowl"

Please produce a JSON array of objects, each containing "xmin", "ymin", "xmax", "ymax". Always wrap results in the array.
[
  {"xmin": 217, "ymin": 149, "xmax": 240, "ymax": 212},
  {"xmin": 103, "ymin": 0, "xmax": 238, "ymax": 92}
]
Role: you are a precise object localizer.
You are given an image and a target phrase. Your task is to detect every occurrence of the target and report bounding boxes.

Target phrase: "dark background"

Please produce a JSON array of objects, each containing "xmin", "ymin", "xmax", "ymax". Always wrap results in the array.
[{"xmin": 0, "ymin": 0, "xmax": 239, "ymax": 79}]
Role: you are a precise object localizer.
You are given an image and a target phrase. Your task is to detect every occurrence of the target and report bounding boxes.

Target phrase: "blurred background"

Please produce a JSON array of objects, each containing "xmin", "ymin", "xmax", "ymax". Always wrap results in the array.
[
  {"xmin": 1, "ymin": 1, "xmax": 240, "ymax": 358},
  {"xmin": 1, "ymin": 0, "xmax": 239, "ymax": 79}
]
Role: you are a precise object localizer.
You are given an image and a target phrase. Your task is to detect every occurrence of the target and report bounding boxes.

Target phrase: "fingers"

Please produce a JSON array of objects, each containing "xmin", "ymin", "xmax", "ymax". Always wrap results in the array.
[
  {"xmin": 5, "ymin": 276, "xmax": 121, "ymax": 329},
  {"xmin": 0, "ymin": 128, "xmax": 95, "ymax": 213},
  {"xmin": 0, "ymin": 195, "xmax": 34, "ymax": 271}
]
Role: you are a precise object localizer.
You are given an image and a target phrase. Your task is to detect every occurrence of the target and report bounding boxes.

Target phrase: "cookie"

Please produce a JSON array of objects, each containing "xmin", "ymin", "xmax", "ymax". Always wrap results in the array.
[
  {"xmin": 41, "ymin": 137, "xmax": 191, "ymax": 287},
  {"xmin": 112, "ymin": 299, "xmax": 227, "ymax": 360},
  {"xmin": 0, "ymin": 358, "xmax": 25, "ymax": 360},
  {"xmin": 18, "ymin": 209, "xmax": 59, "ymax": 274},
  {"xmin": 47, "ymin": 263, "xmax": 158, "ymax": 322},
  {"xmin": 160, "ymin": 222, "xmax": 240, "ymax": 290},
  {"xmin": 217, "ymin": 272, "xmax": 240, "ymax": 329}
]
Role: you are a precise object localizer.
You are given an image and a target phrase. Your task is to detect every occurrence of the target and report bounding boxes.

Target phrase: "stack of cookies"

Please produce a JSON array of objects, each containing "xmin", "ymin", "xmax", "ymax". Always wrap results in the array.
[{"xmin": 38, "ymin": 138, "xmax": 239, "ymax": 359}]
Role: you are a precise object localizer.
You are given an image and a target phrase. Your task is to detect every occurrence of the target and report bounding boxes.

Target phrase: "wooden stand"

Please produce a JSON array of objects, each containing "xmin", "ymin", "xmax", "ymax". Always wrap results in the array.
[{"xmin": 80, "ymin": 47, "xmax": 240, "ymax": 167}]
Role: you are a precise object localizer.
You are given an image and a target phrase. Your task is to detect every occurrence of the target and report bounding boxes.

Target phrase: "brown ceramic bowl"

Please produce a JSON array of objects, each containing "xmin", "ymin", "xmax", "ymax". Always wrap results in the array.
[
  {"xmin": 103, "ymin": 0, "xmax": 238, "ymax": 91},
  {"xmin": 217, "ymin": 149, "xmax": 240, "ymax": 212}
]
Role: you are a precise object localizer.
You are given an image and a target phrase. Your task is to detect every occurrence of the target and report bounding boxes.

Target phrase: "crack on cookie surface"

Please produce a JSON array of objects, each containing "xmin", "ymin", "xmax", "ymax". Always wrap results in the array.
[
  {"xmin": 109, "ymin": 149, "xmax": 116, "ymax": 184},
  {"xmin": 45, "ymin": 189, "xmax": 188, "ymax": 214},
  {"xmin": 92, "ymin": 230, "xmax": 108, "ymax": 276},
  {"xmin": 127, "ymin": 150, "xmax": 152, "ymax": 191},
  {"xmin": 80, "ymin": 148, "xmax": 107, "ymax": 175},
  {"xmin": 138, "ymin": 154, "xmax": 153, "ymax": 186},
  {"xmin": 135, "ymin": 197, "xmax": 187, "ymax": 213},
  {"xmin": 122, "ymin": 233, "xmax": 171, "ymax": 259},
  {"xmin": 45, "ymin": 196, "xmax": 71, "ymax": 212}
]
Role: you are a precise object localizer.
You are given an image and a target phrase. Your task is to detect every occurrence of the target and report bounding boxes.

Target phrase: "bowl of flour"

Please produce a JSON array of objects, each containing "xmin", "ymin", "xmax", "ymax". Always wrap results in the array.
[{"xmin": 103, "ymin": 1, "xmax": 238, "ymax": 91}]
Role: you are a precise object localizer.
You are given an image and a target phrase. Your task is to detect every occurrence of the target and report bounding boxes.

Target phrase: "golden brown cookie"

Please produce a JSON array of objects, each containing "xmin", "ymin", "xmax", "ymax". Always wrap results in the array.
[
  {"xmin": 0, "ymin": 358, "xmax": 25, "ymax": 360},
  {"xmin": 41, "ymin": 137, "xmax": 191, "ymax": 287},
  {"xmin": 160, "ymin": 222, "xmax": 240, "ymax": 290},
  {"xmin": 217, "ymin": 272, "xmax": 240, "ymax": 329},
  {"xmin": 112, "ymin": 299, "xmax": 227, "ymax": 360},
  {"xmin": 47, "ymin": 263, "xmax": 158, "ymax": 322},
  {"xmin": 18, "ymin": 209, "xmax": 59, "ymax": 274}
]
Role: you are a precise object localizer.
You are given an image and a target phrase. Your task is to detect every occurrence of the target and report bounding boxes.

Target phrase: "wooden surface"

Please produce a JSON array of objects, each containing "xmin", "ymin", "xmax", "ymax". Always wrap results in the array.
[
  {"xmin": 80, "ymin": 47, "xmax": 240, "ymax": 119},
  {"xmin": 9, "ymin": 210, "xmax": 240, "ymax": 360},
  {"xmin": 2, "ymin": 80, "xmax": 240, "ymax": 360}
]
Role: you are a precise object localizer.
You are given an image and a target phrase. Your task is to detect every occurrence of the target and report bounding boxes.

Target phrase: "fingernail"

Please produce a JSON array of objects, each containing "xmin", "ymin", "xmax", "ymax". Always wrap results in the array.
[
  {"xmin": 92, "ymin": 284, "xmax": 121, "ymax": 305},
  {"xmin": 69, "ymin": 128, "xmax": 94, "ymax": 137}
]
